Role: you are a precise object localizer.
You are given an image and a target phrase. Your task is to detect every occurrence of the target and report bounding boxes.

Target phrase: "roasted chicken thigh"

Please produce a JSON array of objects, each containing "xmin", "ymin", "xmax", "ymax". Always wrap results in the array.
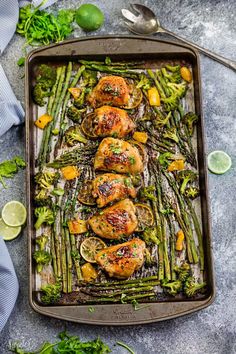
[
  {"xmin": 88, "ymin": 198, "xmax": 138, "ymax": 239},
  {"xmin": 94, "ymin": 137, "xmax": 144, "ymax": 174},
  {"xmin": 95, "ymin": 238, "xmax": 146, "ymax": 279},
  {"xmin": 92, "ymin": 173, "xmax": 137, "ymax": 208},
  {"xmin": 88, "ymin": 76, "xmax": 129, "ymax": 107}
]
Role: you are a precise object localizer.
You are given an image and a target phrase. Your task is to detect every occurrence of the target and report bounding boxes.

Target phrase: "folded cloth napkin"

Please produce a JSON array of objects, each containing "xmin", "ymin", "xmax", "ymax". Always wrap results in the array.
[
  {"xmin": 0, "ymin": 237, "xmax": 19, "ymax": 332},
  {"xmin": 0, "ymin": 0, "xmax": 58, "ymax": 137}
]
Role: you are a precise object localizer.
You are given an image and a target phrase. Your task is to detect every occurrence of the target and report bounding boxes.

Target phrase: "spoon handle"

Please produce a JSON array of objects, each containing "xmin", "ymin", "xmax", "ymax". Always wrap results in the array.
[{"xmin": 159, "ymin": 27, "xmax": 236, "ymax": 71}]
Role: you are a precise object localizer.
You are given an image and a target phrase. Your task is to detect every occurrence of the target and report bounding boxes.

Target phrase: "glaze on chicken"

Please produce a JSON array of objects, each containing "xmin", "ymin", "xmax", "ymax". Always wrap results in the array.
[
  {"xmin": 92, "ymin": 173, "xmax": 137, "ymax": 208},
  {"xmin": 95, "ymin": 238, "xmax": 146, "ymax": 279},
  {"xmin": 94, "ymin": 137, "xmax": 144, "ymax": 174},
  {"xmin": 88, "ymin": 198, "xmax": 138, "ymax": 239},
  {"xmin": 88, "ymin": 76, "xmax": 129, "ymax": 107}
]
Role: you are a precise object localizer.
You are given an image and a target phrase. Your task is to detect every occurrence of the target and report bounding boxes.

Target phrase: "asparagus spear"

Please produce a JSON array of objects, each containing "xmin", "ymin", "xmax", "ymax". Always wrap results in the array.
[
  {"xmin": 85, "ymin": 275, "xmax": 159, "ymax": 287},
  {"xmin": 78, "ymin": 61, "xmax": 139, "ymax": 79},
  {"xmin": 83, "ymin": 292, "xmax": 155, "ymax": 304},
  {"xmin": 81, "ymin": 280, "xmax": 160, "ymax": 292},
  {"xmin": 81, "ymin": 286, "xmax": 154, "ymax": 297}
]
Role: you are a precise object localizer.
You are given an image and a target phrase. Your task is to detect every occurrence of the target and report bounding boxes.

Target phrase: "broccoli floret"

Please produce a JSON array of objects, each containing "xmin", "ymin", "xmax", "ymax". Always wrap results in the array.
[
  {"xmin": 161, "ymin": 67, "xmax": 181, "ymax": 83},
  {"xmin": 174, "ymin": 262, "xmax": 191, "ymax": 282},
  {"xmin": 165, "ymin": 64, "xmax": 181, "ymax": 73},
  {"xmin": 32, "ymin": 65, "xmax": 56, "ymax": 106},
  {"xmin": 36, "ymin": 234, "xmax": 49, "ymax": 251},
  {"xmin": 161, "ymin": 279, "xmax": 182, "ymax": 296},
  {"xmin": 144, "ymin": 248, "xmax": 154, "ymax": 266},
  {"xmin": 158, "ymin": 152, "xmax": 173, "ymax": 168},
  {"xmin": 35, "ymin": 171, "xmax": 60, "ymax": 189},
  {"xmin": 182, "ymin": 112, "xmax": 199, "ymax": 136},
  {"xmin": 67, "ymin": 106, "xmax": 86, "ymax": 123},
  {"xmin": 35, "ymin": 189, "xmax": 52, "ymax": 206},
  {"xmin": 163, "ymin": 127, "xmax": 179, "ymax": 143},
  {"xmin": 162, "ymin": 94, "xmax": 180, "ymax": 112},
  {"xmin": 184, "ymin": 277, "xmax": 206, "ymax": 297},
  {"xmin": 154, "ymin": 111, "xmax": 172, "ymax": 129},
  {"xmin": 33, "ymin": 250, "xmax": 51, "ymax": 272},
  {"xmin": 82, "ymin": 70, "xmax": 97, "ymax": 87},
  {"xmin": 184, "ymin": 186, "xmax": 200, "ymax": 199},
  {"xmin": 142, "ymin": 227, "xmax": 160, "ymax": 245},
  {"xmin": 74, "ymin": 89, "xmax": 87, "ymax": 108},
  {"xmin": 34, "ymin": 206, "xmax": 54, "ymax": 230},
  {"xmin": 136, "ymin": 73, "xmax": 152, "ymax": 90},
  {"xmin": 160, "ymin": 206, "xmax": 174, "ymax": 215},
  {"xmin": 167, "ymin": 82, "xmax": 187, "ymax": 99},
  {"xmin": 176, "ymin": 170, "xmax": 198, "ymax": 195},
  {"xmin": 139, "ymin": 185, "xmax": 156, "ymax": 201},
  {"xmin": 41, "ymin": 282, "xmax": 61, "ymax": 304},
  {"xmin": 65, "ymin": 125, "xmax": 87, "ymax": 146}
]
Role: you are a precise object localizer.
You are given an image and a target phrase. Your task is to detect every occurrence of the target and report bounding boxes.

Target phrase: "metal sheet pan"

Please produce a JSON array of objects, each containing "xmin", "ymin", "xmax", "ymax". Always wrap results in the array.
[{"xmin": 25, "ymin": 35, "xmax": 215, "ymax": 325}]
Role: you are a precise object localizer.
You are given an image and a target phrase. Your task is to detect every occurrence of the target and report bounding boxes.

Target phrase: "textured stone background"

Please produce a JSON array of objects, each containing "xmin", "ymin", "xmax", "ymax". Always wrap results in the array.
[{"xmin": 0, "ymin": 0, "xmax": 236, "ymax": 353}]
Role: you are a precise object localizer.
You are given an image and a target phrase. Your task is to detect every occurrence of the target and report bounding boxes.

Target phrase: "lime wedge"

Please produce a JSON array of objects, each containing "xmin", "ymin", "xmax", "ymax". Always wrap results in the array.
[
  {"xmin": 0, "ymin": 218, "xmax": 21, "ymax": 241},
  {"xmin": 207, "ymin": 150, "xmax": 232, "ymax": 174},
  {"xmin": 2, "ymin": 201, "xmax": 27, "ymax": 227}
]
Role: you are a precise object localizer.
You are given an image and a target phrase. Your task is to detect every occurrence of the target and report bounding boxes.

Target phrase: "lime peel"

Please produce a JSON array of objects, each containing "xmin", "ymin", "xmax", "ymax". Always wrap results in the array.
[
  {"xmin": 75, "ymin": 4, "xmax": 104, "ymax": 32},
  {"xmin": 0, "ymin": 218, "xmax": 21, "ymax": 241},
  {"xmin": 1, "ymin": 201, "xmax": 27, "ymax": 227},
  {"xmin": 207, "ymin": 150, "xmax": 232, "ymax": 175}
]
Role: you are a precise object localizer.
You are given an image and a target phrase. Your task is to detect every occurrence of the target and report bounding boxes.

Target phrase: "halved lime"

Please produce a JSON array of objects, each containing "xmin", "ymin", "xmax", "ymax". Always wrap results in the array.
[
  {"xmin": 0, "ymin": 218, "xmax": 21, "ymax": 241},
  {"xmin": 80, "ymin": 237, "xmax": 106, "ymax": 263},
  {"xmin": 75, "ymin": 4, "xmax": 104, "ymax": 32},
  {"xmin": 2, "ymin": 201, "xmax": 27, "ymax": 227},
  {"xmin": 207, "ymin": 150, "xmax": 232, "ymax": 175}
]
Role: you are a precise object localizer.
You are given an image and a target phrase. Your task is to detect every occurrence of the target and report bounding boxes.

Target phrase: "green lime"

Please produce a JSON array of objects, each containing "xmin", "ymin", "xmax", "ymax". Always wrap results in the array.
[
  {"xmin": 75, "ymin": 4, "xmax": 104, "ymax": 32},
  {"xmin": 0, "ymin": 218, "xmax": 21, "ymax": 241},
  {"xmin": 207, "ymin": 150, "xmax": 232, "ymax": 174},
  {"xmin": 2, "ymin": 201, "xmax": 27, "ymax": 227}
]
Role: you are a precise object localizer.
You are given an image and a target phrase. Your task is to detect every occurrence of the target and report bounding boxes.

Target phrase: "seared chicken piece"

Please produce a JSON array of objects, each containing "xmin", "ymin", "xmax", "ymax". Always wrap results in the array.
[
  {"xmin": 88, "ymin": 76, "xmax": 129, "ymax": 107},
  {"xmin": 95, "ymin": 238, "xmax": 146, "ymax": 279},
  {"xmin": 93, "ymin": 106, "xmax": 135, "ymax": 138},
  {"xmin": 94, "ymin": 137, "xmax": 144, "ymax": 174},
  {"xmin": 88, "ymin": 199, "xmax": 138, "ymax": 239},
  {"xmin": 92, "ymin": 173, "xmax": 137, "ymax": 208}
]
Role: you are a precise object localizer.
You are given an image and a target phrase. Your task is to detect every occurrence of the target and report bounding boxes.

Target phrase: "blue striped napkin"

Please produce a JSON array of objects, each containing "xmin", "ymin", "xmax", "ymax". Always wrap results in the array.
[{"xmin": 0, "ymin": 237, "xmax": 19, "ymax": 332}]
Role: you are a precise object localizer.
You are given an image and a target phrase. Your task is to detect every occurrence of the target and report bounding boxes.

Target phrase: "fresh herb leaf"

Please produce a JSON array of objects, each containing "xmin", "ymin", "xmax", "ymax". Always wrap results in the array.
[
  {"xmin": 0, "ymin": 156, "xmax": 25, "ymax": 188},
  {"xmin": 116, "ymin": 341, "xmax": 135, "ymax": 354},
  {"xmin": 88, "ymin": 306, "xmax": 95, "ymax": 313},
  {"xmin": 17, "ymin": 57, "xmax": 25, "ymax": 66}
]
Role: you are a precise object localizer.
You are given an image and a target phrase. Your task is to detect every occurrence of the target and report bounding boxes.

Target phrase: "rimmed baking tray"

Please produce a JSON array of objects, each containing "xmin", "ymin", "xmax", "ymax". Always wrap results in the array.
[{"xmin": 25, "ymin": 35, "xmax": 215, "ymax": 325}]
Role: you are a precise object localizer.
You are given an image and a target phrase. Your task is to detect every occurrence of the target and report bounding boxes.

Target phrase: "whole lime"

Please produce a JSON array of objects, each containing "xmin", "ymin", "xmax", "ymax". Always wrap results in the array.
[{"xmin": 75, "ymin": 4, "xmax": 104, "ymax": 32}]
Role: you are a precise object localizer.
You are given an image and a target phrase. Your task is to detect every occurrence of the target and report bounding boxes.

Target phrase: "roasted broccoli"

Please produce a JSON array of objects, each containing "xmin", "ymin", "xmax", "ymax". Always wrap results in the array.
[
  {"xmin": 36, "ymin": 234, "xmax": 49, "ymax": 251},
  {"xmin": 153, "ymin": 111, "xmax": 172, "ymax": 129},
  {"xmin": 165, "ymin": 64, "xmax": 181, "ymax": 73},
  {"xmin": 163, "ymin": 127, "xmax": 179, "ymax": 143},
  {"xmin": 34, "ymin": 206, "xmax": 54, "ymax": 230},
  {"xmin": 65, "ymin": 125, "xmax": 87, "ymax": 146},
  {"xmin": 174, "ymin": 262, "xmax": 191, "ymax": 282},
  {"xmin": 144, "ymin": 248, "xmax": 154, "ymax": 266},
  {"xmin": 41, "ymin": 282, "xmax": 61, "ymax": 304},
  {"xmin": 136, "ymin": 73, "xmax": 152, "ymax": 90},
  {"xmin": 161, "ymin": 279, "xmax": 182, "ymax": 296},
  {"xmin": 161, "ymin": 67, "xmax": 181, "ymax": 83},
  {"xmin": 182, "ymin": 112, "xmax": 199, "ymax": 136},
  {"xmin": 139, "ymin": 185, "xmax": 157, "ymax": 201},
  {"xmin": 82, "ymin": 70, "xmax": 97, "ymax": 86},
  {"xmin": 158, "ymin": 152, "xmax": 173, "ymax": 168},
  {"xmin": 184, "ymin": 277, "xmax": 206, "ymax": 297},
  {"xmin": 67, "ymin": 105, "xmax": 86, "ymax": 123},
  {"xmin": 35, "ymin": 189, "xmax": 52, "ymax": 206},
  {"xmin": 74, "ymin": 89, "xmax": 87, "ymax": 108},
  {"xmin": 167, "ymin": 82, "xmax": 187, "ymax": 99},
  {"xmin": 176, "ymin": 170, "xmax": 198, "ymax": 194},
  {"xmin": 32, "ymin": 65, "xmax": 56, "ymax": 106},
  {"xmin": 35, "ymin": 171, "xmax": 60, "ymax": 189},
  {"xmin": 184, "ymin": 186, "xmax": 200, "ymax": 199},
  {"xmin": 162, "ymin": 94, "xmax": 180, "ymax": 112},
  {"xmin": 142, "ymin": 227, "xmax": 160, "ymax": 245},
  {"xmin": 33, "ymin": 250, "xmax": 51, "ymax": 272}
]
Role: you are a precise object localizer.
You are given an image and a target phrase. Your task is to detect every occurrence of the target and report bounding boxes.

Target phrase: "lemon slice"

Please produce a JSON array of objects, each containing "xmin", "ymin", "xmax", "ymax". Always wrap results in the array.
[
  {"xmin": 0, "ymin": 218, "xmax": 21, "ymax": 241},
  {"xmin": 78, "ymin": 181, "xmax": 97, "ymax": 206},
  {"xmin": 207, "ymin": 150, "xmax": 232, "ymax": 175},
  {"xmin": 80, "ymin": 237, "xmax": 106, "ymax": 263},
  {"xmin": 2, "ymin": 201, "xmax": 27, "ymax": 227},
  {"xmin": 135, "ymin": 203, "xmax": 154, "ymax": 232}
]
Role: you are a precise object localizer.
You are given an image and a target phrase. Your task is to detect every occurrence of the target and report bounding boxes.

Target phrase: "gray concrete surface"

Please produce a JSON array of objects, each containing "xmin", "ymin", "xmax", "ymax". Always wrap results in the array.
[{"xmin": 0, "ymin": 0, "xmax": 236, "ymax": 353}]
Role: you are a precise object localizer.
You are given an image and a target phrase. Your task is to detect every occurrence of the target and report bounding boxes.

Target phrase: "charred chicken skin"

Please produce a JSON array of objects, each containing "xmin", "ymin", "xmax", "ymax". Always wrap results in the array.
[
  {"xmin": 92, "ymin": 173, "xmax": 137, "ymax": 208},
  {"xmin": 88, "ymin": 76, "xmax": 129, "ymax": 107},
  {"xmin": 92, "ymin": 106, "xmax": 135, "ymax": 138},
  {"xmin": 94, "ymin": 137, "xmax": 144, "ymax": 174},
  {"xmin": 95, "ymin": 238, "xmax": 146, "ymax": 279},
  {"xmin": 88, "ymin": 199, "xmax": 138, "ymax": 239}
]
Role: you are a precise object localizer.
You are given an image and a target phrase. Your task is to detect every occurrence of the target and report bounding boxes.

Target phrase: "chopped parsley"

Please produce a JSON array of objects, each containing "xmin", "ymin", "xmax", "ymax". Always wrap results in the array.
[{"xmin": 128, "ymin": 156, "xmax": 136, "ymax": 165}]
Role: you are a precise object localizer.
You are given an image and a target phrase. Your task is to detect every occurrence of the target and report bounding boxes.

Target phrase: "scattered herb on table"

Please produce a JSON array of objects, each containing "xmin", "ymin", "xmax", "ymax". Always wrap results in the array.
[{"xmin": 0, "ymin": 156, "xmax": 26, "ymax": 188}]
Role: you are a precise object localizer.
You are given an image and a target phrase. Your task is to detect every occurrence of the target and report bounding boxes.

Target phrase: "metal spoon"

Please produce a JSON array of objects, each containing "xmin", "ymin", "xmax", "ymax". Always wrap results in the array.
[{"xmin": 121, "ymin": 4, "xmax": 236, "ymax": 71}]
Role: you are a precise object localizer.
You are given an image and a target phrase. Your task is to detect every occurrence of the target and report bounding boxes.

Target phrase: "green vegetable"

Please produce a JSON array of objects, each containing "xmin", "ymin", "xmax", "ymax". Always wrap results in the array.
[
  {"xmin": 142, "ymin": 227, "xmax": 160, "ymax": 245},
  {"xmin": 139, "ymin": 185, "xmax": 157, "ymax": 201},
  {"xmin": 174, "ymin": 262, "xmax": 191, "ymax": 282},
  {"xmin": 35, "ymin": 171, "xmax": 59, "ymax": 189},
  {"xmin": 17, "ymin": 57, "xmax": 25, "ymax": 67},
  {"xmin": 67, "ymin": 106, "xmax": 86, "ymax": 123},
  {"xmin": 41, "ymin": 282, "xmax": 62, "ymax": 305},
  {"xmin": 161, "ymin": 279, "xmax": 182, "ymax": 296},
  {"xmin": 136, "ymin": 73, "xmax": 152, "ymax": 90},
  {"xmin": 0, "ymin": 156, "xmax": 25, "ymax": 188},
  {"xmin": 161, "ymin": 66, "xmax": 181, "ymax": 83},
  {"xmin": 33, "ymin": 250, "xmax": 51, "ymax": 273},
  {"xmin": 36, "ymin": 234, "xmax": 48, "ymax": 251},
  {"xmin": 34, "ymin": 206, "xmax": 54, "ymax": 230},
  {"xmin": 182, "ymin": 112, "xmax": 199, "ymax": 136},
  {"xmin": 158, "ymin": 152, "xmax": 173, "ymax": 168},
  {"xmin": 116, "ymin": 341, "xmax": 135, "ymax": 354},
  {"xmin": 34, "ymin": 189, "xmax": 52, "ymax": 206},
  {"xmin": 51, "ymin": 188, "xmax": 64, "ymax": 197},
  {"xmin": 176, "ymin": 170, "xmax": 198, "ymax": 195},
  {"xmin": 163, "ymin": 127, "xmax": 179, "ymax": 143},
  {"xmin": 184, "ymin": 277, "xmax": 206, "ymax": 297},
  {"xmin": 65, "ymin": 125, "xmax": 88, "ymax": 146},
  {"xmin": 32, "ymin": 65, "xmax": 57, "ymax": 106},
  {"xmin": 75, "ymin": 4, "xmax": 104, "ymax": 32},
  {"xmin": 184, "ymin": 186, "xmax": 200, "ymax": 199}
]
